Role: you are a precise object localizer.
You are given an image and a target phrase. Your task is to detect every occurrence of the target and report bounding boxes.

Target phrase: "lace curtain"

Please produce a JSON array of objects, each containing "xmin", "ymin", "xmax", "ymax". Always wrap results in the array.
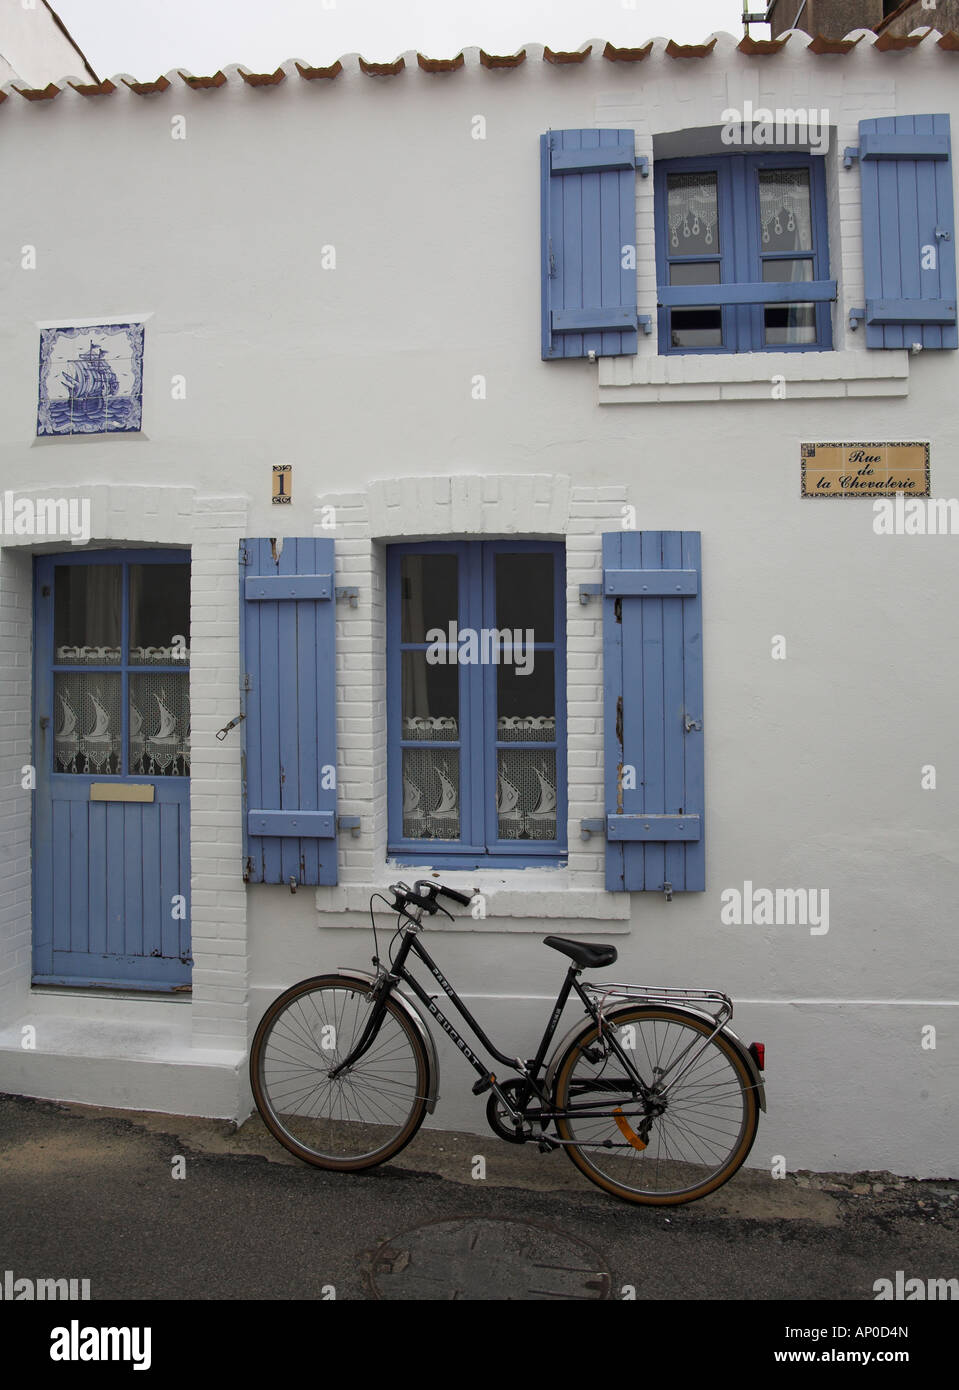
[{"xmin": 402, "ymin": 717, "xmax": 557, "ymax": 841}]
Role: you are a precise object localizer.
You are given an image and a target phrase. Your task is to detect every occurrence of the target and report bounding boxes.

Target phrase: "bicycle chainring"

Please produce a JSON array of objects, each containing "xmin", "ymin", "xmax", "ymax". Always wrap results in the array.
[{"xmin": 486, "ymin": 1078, "xmax": 549, "ymax": 1145}]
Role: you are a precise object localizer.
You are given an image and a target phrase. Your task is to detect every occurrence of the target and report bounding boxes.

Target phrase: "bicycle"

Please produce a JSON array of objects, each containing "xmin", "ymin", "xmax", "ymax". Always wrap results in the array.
[{"xmin": 249, "ymin": 878, "xmax": 767, "ymax": 1206}]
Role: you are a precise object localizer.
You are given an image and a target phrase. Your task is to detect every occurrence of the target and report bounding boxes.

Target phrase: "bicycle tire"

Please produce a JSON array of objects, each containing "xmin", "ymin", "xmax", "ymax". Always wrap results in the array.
[
  {"xmin": 552, "ymin": 1005, "xmax": 759, "ymax": 1206},
  {"xmin": 250, "ymin": 974, "xmax": 430, "ymax": 1171}
]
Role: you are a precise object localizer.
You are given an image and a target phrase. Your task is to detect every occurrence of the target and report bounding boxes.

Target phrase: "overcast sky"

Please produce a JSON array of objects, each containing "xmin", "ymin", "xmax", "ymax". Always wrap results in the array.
[{"xmin": 52, "ymin": 0, "xmax": 754, "ymax": 77}]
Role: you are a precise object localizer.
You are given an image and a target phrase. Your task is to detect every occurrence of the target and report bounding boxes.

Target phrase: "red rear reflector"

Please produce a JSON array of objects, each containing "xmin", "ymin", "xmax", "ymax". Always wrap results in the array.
[{"xmin": 749, "ymin": 1042, "xmax": 765, "ymax": 1069}]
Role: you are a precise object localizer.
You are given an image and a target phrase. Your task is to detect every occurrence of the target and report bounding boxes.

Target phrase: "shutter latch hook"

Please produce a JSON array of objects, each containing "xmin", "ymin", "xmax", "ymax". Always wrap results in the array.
[{"xmin": 663, "ymin": 882, "xmax": 673, "ymax": 903}]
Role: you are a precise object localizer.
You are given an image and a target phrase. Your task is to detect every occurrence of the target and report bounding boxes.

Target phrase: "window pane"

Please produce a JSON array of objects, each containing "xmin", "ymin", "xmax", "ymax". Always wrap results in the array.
[
  {"xmin": 497, "ymin": 660, "xmax": 554, "ymax": 724},
  {"xmin": 670, "ymin": 308, "xmax": 722, "ymax": 348},
  {"xmin": 496, "ymin": 553, "xmax": 553, "ymax": 641},
  {"xmin": 129, "ymin": 564, "xmax": 190, "ymax": 665},
  {"xmin": 764, "ymin": 304, "xmax": 816, "ymax": 345},
  {"xmin": 758, "ymin": 169, "xmax": 812, "ymax": 252},
  {"xmin": 667, "ymin": 173, "xmax": 719, "ymax": 254},
  {"xmin": 762, "ymin": 258, "xmax": 813, "ymax": 284},
  {"xmin": 762, "ymin": 257, "xmax": 816, "ymax": 345},
  {"xmin": 669, "ymin": 262, "xmax": 721, "ymax": 286},
  {"xmin": 402, "ymin": 748, "xmax": 460, "ymax": 839},
  {"xmin": 54, "ymin": 565, "xmax": 121, "ymax": 664},
  {"xmin": 401, "ymin": 554, "xmax": 457, "ymax": 643},
  {"xmin": 54, "ymin": 673, "xmax": 121, "ymax": 773},
  {"xmin": 401, "ymin": 652, "xmax": 458, "ymax": 739},
  {"xmin": 497, "ymin": 749, "xmax": 557, "ymax": 842},
  {"xmin": 130, "ymin": 673, "xmax": 190, "ymax": 776}
]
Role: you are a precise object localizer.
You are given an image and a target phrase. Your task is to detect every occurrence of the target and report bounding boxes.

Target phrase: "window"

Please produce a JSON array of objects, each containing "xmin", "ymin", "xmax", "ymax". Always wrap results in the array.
[
  {"xmin": 655, "ymin": 153, "xmax": 832, "ymax": 354},
  {"xmin": 50, "ymin": 554, "xmax": 191, "ymax": 777},
  {"xmin": 387, "ymin": 541, "xmax": 566, "ymax": 868}
]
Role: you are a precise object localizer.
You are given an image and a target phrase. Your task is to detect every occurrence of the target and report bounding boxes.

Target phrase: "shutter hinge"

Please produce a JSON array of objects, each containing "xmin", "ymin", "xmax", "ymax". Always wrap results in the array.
[
  {"xmin": 843, "ymin": 147, "xmax": 859, "ymax": 170},
  {"xmin": 578, "ymin": 583, "xmax": 602, "ymax": 605},
  {"xmin": 548, "ymin": 236, "xmax": 556, "ymax": 279},
  {"xmin": 579, "ymin": 817, "xmax": 606, "ymax": 841},
  {"xmin": 337, "ymin": 815, "xmax": 360, "ymax": 838},
  {"xmin": 335, "ymin": 587, "xmax": 359, "ymax": 608},
  {"xmin": 849, "ymin": 307, "xmax": 865, "ymax": 331},
  {"xmin": 239, "ymin": 545, "xmax": 250, "ymax": 565},
  {"xmin": 637, "ymin": 315, "xmax": 653, "ymax": 335},
  {"xmin": 635, "ymin": 156, "xmax": 649, "ymax": 179},
  {"xmin": 241, "ymin": 673, "xmax": 253, "ymax": 691}
]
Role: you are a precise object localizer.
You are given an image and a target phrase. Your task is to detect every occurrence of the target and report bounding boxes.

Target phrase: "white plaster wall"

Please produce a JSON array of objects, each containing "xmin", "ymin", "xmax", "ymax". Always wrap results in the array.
[
  {"xmin": 1, "ymin": 35, "xmax": 957, "ymax": 1172},
  {"xmin": 0, "ymin": 0, "xmax": 92, "ymax": 86}
]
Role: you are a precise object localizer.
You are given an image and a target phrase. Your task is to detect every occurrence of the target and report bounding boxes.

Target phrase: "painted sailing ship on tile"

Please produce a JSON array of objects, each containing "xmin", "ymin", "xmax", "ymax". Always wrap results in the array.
[{"xmin": 38, "ymin": 323, "xmax": 144, "ymax": 435}]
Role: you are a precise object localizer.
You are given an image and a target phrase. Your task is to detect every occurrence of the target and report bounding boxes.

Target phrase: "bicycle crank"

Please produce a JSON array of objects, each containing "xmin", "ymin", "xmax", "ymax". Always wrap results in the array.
[{"xmin": 486, "ymin": 1078, "xmax": 549, "ymax": 1144}]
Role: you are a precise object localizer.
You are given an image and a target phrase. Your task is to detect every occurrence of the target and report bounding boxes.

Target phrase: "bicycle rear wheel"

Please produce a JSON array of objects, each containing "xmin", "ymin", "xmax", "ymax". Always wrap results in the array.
[
  {"xmin": 552, "ymin": 1006, "xmax": 759, "ymax": 1206},
  {"xmin": 250, "ymin": 974, "xmax": 429, "ymax": 1170}
]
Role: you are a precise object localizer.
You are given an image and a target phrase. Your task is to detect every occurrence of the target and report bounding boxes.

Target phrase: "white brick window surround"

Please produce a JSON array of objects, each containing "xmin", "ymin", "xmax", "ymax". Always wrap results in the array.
[
  {"xmin": 0, "ymin": 485, "xmax": 250, "ymax": 1052},
  {"xmin": 313, "ymin": 474, "xmax": 630, "ymax": 928}
]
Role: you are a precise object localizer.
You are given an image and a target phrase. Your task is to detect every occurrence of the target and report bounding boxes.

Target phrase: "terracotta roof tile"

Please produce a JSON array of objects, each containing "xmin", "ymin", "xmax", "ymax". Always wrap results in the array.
[
  {"xmin": 416, "ymin": 53, "xmax": 465, "ymax": 72},
  {"xmin": 295, "ymin": 60, "xmax": 342, "ymax": 79},
  {"xmin": 238, "ymin": 66, "xmax": 286, "ymax": 86},
  {"xmin": 4, "ymin": 31, "xmax": 958, "ymax": 118},
  {"xmin": 479, "ymin": 49, "xmax": 527, "ymax": 68},
  {"xmin": 602, "ymin": 41, "xmax": 653, "ymax": 62},
  {"xmin": 68, "ymin": 78, "xmax": 116, "ymax": 96},
  {"xmin": 178, "ymin": 70, "xmax": 227, "ymax": 88},
  {"xmin": 806, "ymin": 34, "xmax": 862, "ymax": 54},
  {"xmin": 737, "ymin": 35, "xmax": 789, "ymax": 55},
  {"xmin": 358, "ymin": 55, "xmax": 405, "ymax": 75},
  {"xmin": 874, "ymin": 29, "xmax": 932, "ymax": 50},
  {"xmin": 543, "ymin": 46, "xmax": 591, "ymax": 64},
  {"xmin": 665, "ymin": 39, "xmax": 717, "ymax": 59},
  {"xmin": 121, "ymin": 76, "xmax": 171, "ymax": 94},
  {"xmin": 13, "ymin": 83, "xmax": 60, "ymax": 100}
]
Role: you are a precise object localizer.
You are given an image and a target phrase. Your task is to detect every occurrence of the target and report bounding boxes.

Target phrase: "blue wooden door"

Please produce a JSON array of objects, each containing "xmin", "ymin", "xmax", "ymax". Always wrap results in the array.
[{"xmin": 32, "ymin": 551, "xmax": 192, "ymax": 989}]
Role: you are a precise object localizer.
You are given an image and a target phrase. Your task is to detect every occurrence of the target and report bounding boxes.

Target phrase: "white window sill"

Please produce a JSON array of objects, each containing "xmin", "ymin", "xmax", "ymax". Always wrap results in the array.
[
  {"xmin": 315, "ymin": 868, "xmax": 630, "ymax": 929},
  {"xmin": 597, "ymin": 348, "xmax": 909, "ymax": 403}
]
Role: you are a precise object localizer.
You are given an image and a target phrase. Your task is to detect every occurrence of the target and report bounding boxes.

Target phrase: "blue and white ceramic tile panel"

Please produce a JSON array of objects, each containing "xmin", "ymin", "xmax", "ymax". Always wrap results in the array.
[{"xmin": 37, "ymin": 323, "xmax": 144, "ymax": 436}]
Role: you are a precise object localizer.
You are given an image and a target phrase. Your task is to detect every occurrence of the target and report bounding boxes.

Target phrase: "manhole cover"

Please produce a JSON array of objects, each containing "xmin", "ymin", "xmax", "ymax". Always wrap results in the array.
[{"xmin": 369, "ymin": 1217, "xmax": 611, "ymax": 1301}]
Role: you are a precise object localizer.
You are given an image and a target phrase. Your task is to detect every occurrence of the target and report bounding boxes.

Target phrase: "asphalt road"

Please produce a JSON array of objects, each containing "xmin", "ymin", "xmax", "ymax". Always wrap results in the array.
[{"xmin": 1, "ymin": 1092, "xmax": 956, "ymax": 1307}]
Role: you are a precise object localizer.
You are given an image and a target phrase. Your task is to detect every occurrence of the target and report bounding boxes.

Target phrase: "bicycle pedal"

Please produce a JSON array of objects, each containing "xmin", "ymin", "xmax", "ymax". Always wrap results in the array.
[{"xmin": 472, "ymin": 1073, "xmax": 496, "ymax": 1096}]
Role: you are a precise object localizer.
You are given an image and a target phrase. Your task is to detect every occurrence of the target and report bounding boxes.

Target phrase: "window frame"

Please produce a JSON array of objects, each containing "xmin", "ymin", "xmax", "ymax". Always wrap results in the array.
[
  {"xmin": 654, "ymin": 150, "xmax": 833, "ymax": 356},
  {"xmin": 386, "ymin": 539, "xmax": 567, "ymax": 870},
  {"xmin": 38, "ymin": 547, "xmax": 191, "ymax": 781}
]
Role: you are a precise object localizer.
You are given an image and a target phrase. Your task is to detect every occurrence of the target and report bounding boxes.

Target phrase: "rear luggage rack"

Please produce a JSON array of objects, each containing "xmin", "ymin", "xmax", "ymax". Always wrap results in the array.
[{"xmin": 583, "ymin": 982, "xmax": 734, "ymax": 1028}]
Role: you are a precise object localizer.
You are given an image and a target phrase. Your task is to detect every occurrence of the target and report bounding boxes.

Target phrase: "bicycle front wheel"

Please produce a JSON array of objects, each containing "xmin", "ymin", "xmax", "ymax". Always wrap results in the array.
[
  {"xmin": 250, "ymin": 974, "xmax": 430, "ymax": 1170},
  {"xmin": 552, "ymin": 1006, "xmax": 759, "ymax": 1206}
]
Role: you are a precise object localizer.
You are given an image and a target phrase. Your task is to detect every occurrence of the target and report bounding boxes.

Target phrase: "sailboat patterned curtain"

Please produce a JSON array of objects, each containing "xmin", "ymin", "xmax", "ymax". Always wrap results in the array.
[{"xmin": 401, "ymin": 716, "xmax": 557, "ymax": 841}]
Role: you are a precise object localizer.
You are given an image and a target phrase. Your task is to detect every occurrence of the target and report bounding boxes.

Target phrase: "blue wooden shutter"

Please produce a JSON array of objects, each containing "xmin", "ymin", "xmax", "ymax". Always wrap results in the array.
[
  {"xmin": 241, "ymin": 538, "xmax": 338, "ymax": 886},
  {"xmin": 602, "ymin": 531, "xmax": 704, "ymax": 893},
  {"xmin": 541, "ymin": 128, "xmax": 639, "ymax": 359},
  {"xmin": 859, "ymin": 114, "xmax": 957, "ymax": 349}
]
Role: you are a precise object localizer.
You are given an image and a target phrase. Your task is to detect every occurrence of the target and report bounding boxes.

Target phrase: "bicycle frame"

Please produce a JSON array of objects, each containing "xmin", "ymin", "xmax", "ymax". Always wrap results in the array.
[{"xmin": 328, "ymin": 910, "xmax": 660, "ymax": 1128}]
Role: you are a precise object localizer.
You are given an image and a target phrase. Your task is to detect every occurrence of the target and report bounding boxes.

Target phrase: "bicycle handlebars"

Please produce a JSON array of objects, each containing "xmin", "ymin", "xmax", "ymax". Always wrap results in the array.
[{"xmin": 389, "ymin": 879, "xmax": 473, "ymax": 915}]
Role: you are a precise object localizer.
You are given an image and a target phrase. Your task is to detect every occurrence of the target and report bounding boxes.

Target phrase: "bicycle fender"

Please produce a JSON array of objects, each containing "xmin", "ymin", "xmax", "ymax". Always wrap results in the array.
[
  {"xmin": 545, "ymin": 1004, "xmax": 766, "ymax": 1113},
  {"xmin": 332, "ymin": 967, "xmax": 441, "ymax": 1113}
]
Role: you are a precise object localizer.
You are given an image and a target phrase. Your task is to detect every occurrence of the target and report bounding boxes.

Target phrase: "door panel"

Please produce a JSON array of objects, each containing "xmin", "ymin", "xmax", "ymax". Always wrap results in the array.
[{"xmin": 33, "ymin": 552, "xmax": 192, "ymax": 989}]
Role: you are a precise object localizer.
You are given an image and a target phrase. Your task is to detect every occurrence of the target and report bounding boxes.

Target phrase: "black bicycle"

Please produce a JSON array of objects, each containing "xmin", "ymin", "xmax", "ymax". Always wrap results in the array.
[{"xmin": 249, "ymin": 878, "xmax": 766, "ymax": 1206}]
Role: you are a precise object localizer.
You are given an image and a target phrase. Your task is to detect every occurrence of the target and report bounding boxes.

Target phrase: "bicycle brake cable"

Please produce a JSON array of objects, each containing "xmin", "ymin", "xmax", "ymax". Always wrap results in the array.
[{"xmin": 368, "ymin": 892, "xmax": 395, "ymax": 968}]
